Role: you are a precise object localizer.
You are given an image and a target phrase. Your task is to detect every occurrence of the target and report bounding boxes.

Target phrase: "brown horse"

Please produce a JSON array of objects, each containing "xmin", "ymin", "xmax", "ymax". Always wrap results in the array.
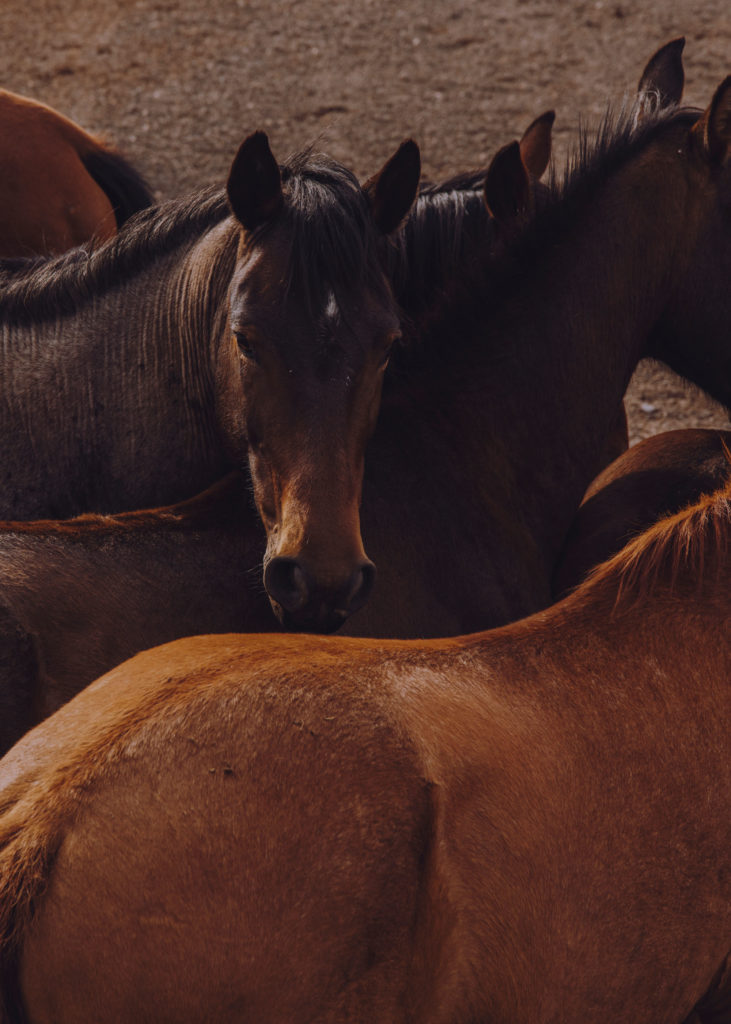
[
  {"xmin": 346, "ymin": 42, "xmax": 731, "ymax": 636},
  {"xmin": 0, "ymin": 89, "xmax": 153, "ymax": 257},
  {"xmin": 0, "ymin": 133, "xmax": 420, "ymax": 632},
  {"xmin": 553, "ymin": 428, "xmax": 731, "ymax": 596},
  {"xmin": 0, "ymin": 472, "xmax": 728, "ymax": 1022},
  {"xmin": 0, "ymin": 473, "xmax": 274, "ymax": 754},
  {"xmin": 0, "ymin": 117, "xmax": 560, "ymax": 754}
]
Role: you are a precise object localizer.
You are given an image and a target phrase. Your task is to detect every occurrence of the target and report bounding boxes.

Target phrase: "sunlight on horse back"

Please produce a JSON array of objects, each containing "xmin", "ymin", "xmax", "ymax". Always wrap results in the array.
[
  {"xmin": 0, "ymin": 461, "xmax": 728, "ymax": 1023},
  {"xmin": 0, "ymin": 89, "xmax": 153, "ymax": 257}
]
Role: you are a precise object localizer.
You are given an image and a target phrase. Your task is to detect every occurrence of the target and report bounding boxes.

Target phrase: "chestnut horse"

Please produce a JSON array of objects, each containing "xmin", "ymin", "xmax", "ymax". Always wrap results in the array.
[
  {"xmin": 0, "ymin": 476, "xmax": 728, "ymax": 1022},
  {"xmin": 0, "ymin": 89, "xmax": 153, "ymax": 257},
  {"xmin": 0, "ymin": 473, "xmax": 273, "ymax": 754},
  {"xmin": 0, "ymin": 133, "xmax": 420, "ymax": 631},
  {"xmin": 553, "ymin": 428, "xmax": 731, "ymax": 596}
]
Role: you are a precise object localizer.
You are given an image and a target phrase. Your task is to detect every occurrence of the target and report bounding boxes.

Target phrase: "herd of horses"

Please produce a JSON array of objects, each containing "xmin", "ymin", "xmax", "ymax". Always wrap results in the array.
[{"xmin": 0, "ymin": 36, "xmax": 728, "ymax": 1023}]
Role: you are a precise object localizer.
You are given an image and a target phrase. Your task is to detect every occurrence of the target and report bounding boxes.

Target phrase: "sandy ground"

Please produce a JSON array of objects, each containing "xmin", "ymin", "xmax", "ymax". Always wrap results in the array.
[{"xmin": 1, "ymin": 0, "xmax": 729, "ymax": 444}]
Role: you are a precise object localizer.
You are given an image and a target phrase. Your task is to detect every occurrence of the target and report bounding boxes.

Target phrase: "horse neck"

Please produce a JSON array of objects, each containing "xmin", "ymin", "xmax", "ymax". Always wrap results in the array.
[
  {"xmin": 0, "ymin": 219, "xmax": 238, "ymax": 516},
  {"xmin": 443, "ymin": 161, "xmax": 685, "ymax": 558}
]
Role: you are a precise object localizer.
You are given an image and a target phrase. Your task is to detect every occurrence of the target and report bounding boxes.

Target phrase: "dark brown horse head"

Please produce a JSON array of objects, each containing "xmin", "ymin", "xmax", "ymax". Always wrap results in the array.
[
  {"xmin": 219, "ymin": 134, "xmax": 420, "ymax": 632},
  {"xmin": 643, "ymin": 73, "xmax": 731, "ymax": 407}
]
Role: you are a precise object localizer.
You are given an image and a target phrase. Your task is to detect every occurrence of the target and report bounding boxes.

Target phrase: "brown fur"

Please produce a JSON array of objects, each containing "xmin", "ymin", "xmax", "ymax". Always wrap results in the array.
[
  {"xmin": 0, "ymin": 137, "xmax": 420, "ymax": 634},
  {"xmin": 0, "ymin": 89, "xmax": 152, "ymax": 257},
  {"xmin": 0, "ymin": 473, "xmax": 728, "ymax": 1022},
  {"xmin": 554, "ymin": 429, "xmax": 731, "ymax": 597}
]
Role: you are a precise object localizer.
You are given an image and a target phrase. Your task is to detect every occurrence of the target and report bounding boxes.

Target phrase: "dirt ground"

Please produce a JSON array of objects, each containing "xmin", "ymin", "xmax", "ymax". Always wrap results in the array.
[{"xmin": 2, "ymin": 0, "xmax": 729, "ymax": 444}]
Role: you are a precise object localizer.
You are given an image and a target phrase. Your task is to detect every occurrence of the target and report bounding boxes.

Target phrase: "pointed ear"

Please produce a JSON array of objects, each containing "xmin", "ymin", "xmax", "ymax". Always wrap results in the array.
[
  {"xmin": 636, "ymin": 37, "xmax": 685, "ymax": 118},
  {"xmin": 227, "ymin": 131, "xmax": 283, "ymax": 231},
  {"xmin": 519, "ymin": 110, "xmax": 555, "ymax": 180},
  {"xmin": 692, "ymin": 75, "xmax": 731, "ymax": 164},
  {"xmin": 483, "ymin": 141, "xmax": 531, "ymax": 223},
  {"xmin": 363, "ymin": 139, "xmax": 421, "ymax": 235}
]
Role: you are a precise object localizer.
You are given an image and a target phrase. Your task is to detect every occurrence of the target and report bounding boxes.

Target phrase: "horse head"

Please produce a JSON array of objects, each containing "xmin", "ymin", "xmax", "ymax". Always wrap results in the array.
[
  {"xmin": 643, "ymin": 72, "xmax": 731, "ymax": 408},
  {"xmin": 219, "ymin": 133, "xmax": 420, "ymax": 632}
]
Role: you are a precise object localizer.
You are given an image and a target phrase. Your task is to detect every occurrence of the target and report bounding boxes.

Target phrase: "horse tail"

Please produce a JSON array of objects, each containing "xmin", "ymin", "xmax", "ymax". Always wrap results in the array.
[{"xmin": 80, "ymin": 144, "xmax": 155, "ymax": 229}]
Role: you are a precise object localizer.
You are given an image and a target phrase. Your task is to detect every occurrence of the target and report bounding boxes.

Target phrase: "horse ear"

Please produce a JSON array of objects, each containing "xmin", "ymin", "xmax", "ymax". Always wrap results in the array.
[
  {"xmin": 483, "ymin": 141, "xmax": 531, "ymax": 223},
  {"xmin": 364, "ymin": 139, "xmax": 421, "ymax": 235},
  {"xmin": 519, "ymin": 110, "xmax": 554, "ymax": 180},
  {"xmin": 227, "ymin": 132, "xmax": 284, "ymax": 231},
  {"xmin": 692, "ymin": 76, "xmax": 731, "ymax": 164},
  {"xmin": 636, "ymin": 37, "xmax": 685, "ymax": 118}
]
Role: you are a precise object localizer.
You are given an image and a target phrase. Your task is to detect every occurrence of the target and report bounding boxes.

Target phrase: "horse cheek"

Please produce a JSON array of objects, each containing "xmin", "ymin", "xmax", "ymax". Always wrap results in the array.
[{"xmin": 214, "ymin": 343, "xmax": 249, "ymax": 466}]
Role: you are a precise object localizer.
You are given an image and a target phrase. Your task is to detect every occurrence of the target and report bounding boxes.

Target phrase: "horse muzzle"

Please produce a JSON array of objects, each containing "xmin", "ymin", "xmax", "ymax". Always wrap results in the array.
[{"xmin": 263, "ymin": 556, "xmax": 376, "ymax": 633}]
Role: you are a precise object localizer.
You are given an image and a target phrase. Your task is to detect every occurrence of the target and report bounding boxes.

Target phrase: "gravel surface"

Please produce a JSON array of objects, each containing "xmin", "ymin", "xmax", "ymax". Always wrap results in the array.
[{"xmin": 2, "ymin": 0, "xmax": 729, "ymax": 444}]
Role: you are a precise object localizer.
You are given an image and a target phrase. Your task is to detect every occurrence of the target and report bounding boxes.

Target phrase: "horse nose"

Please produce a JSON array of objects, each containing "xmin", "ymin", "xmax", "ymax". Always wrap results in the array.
[
  {"xmin": 263, "ymin": 557, "xmax": 376, "ymax": 631},
  {"xmin": 263, "ymin": 557, "xmax": 309, "ymax": 614},
  {"xmin": 344, "ymin": 560, "xmax": 376, "ymax": 614}
]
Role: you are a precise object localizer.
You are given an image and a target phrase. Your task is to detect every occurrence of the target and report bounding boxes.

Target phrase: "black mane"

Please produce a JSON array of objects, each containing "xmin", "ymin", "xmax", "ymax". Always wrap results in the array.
[
  {"xmin": 385, "ymin": 171, "xmax": 495, "ymax": 326},
  {"xmin": 0, "ymin": 147, "xmax": 395, "ymax": 326},
  {"xmin": 406, "ymin": 100, "xmax": 703, "ymax": 379},
  {"xmin": 250, "ymin": 148, "xmax": 390, "ymax": 315}
]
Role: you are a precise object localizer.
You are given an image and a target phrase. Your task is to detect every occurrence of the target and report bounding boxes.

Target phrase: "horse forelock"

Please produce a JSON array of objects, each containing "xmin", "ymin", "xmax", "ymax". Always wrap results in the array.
[
  {"xmin": 245, "ymin": 149, "xmax": 389, "ymax": 319},
  {"xmin": 0, "ymin": 186, "xmax": 232, "ymax": 326}
]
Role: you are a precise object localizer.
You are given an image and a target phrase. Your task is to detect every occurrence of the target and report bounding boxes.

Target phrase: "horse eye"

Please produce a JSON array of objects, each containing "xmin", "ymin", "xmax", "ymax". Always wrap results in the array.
[{"xmin": 234, "ymin": 331, "xmax": 257, "ymax": 361}]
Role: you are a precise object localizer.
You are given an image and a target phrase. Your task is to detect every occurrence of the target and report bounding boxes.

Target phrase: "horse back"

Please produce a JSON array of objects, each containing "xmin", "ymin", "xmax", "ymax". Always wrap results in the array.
[{"xmin": 5, "ymin": 637, "xmax": 433, "ymax": 1022}]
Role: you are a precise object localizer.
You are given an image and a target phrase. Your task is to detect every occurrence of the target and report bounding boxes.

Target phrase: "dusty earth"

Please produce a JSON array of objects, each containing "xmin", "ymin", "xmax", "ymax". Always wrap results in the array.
[{"xmin": 1, "ymin": 0, "xmax": 729, "ymax": 445}]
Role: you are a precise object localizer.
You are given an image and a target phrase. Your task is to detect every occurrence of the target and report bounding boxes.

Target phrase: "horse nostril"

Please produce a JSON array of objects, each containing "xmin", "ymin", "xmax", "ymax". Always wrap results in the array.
[
  {"xmin": 264, "ymin": 557, "xmax": 310, "ymax": 613},
  {"xmin": 344, "ymin": 561, "xmax": 376, "ymax": 613}
]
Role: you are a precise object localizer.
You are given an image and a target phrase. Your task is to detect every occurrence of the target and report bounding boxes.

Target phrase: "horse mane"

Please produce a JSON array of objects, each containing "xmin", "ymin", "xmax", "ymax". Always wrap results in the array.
[
  {"xmin": 0, "ymin": 146, "xmax": 390, "ymax": 328},
  {"xmin": 384, "ymin": 170, "xmax": 495, "ymax": 323},
  {"xmin": 0, "ymin": 472, "xmax": 250, "ymax": 539},
  {"xmin": 409, "ymin": 100, "xmax": 703, "ymax": 382},
  {"xmin": 586, "ymin": 470, "xmax": 731, "ymax": 608},
  {"xmin": 0, "ymin": 185, "xmax": 232, "ymax": 326}
]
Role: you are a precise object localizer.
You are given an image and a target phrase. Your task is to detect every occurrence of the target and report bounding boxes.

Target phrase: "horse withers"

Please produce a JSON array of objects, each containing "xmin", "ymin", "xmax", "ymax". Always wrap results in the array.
[
  {"xmin": 0, "ymin": 89, "xmax": 153, "ymax": 256},
  {"xmin": 0, "ymin": 455, "xmax": 728, "ymax": 1023},
  {"xmin": 0, "ymin": 133, "xmax": 421, "ymax": 632}
]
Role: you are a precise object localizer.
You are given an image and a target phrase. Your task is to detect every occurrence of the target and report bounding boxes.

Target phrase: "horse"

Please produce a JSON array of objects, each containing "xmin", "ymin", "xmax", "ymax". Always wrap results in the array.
[
  {"xmin": 0, "ymin": 473, "xmax": 276, "ymax": 754},
  {"xmin": 553, "ymin": 428, "xmax": 731, "ymax": 596},
  {"xmin": 0, "ymin": 132, "xmax": 421, "ymax": 633},
  {"xmin": 0, "ymin": 89, "xmax": 153, "ymax": 257},
  {"xmin": 0, "ymin": 468, "xmax": 728, "ymax": 1023},
  {"xmin": 0, "ymin": 115, "xmax": 561, "ymax": 752},
  {"xmin": 343, "ymin": 41, "xmax": 731, "ymax": 636}
]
